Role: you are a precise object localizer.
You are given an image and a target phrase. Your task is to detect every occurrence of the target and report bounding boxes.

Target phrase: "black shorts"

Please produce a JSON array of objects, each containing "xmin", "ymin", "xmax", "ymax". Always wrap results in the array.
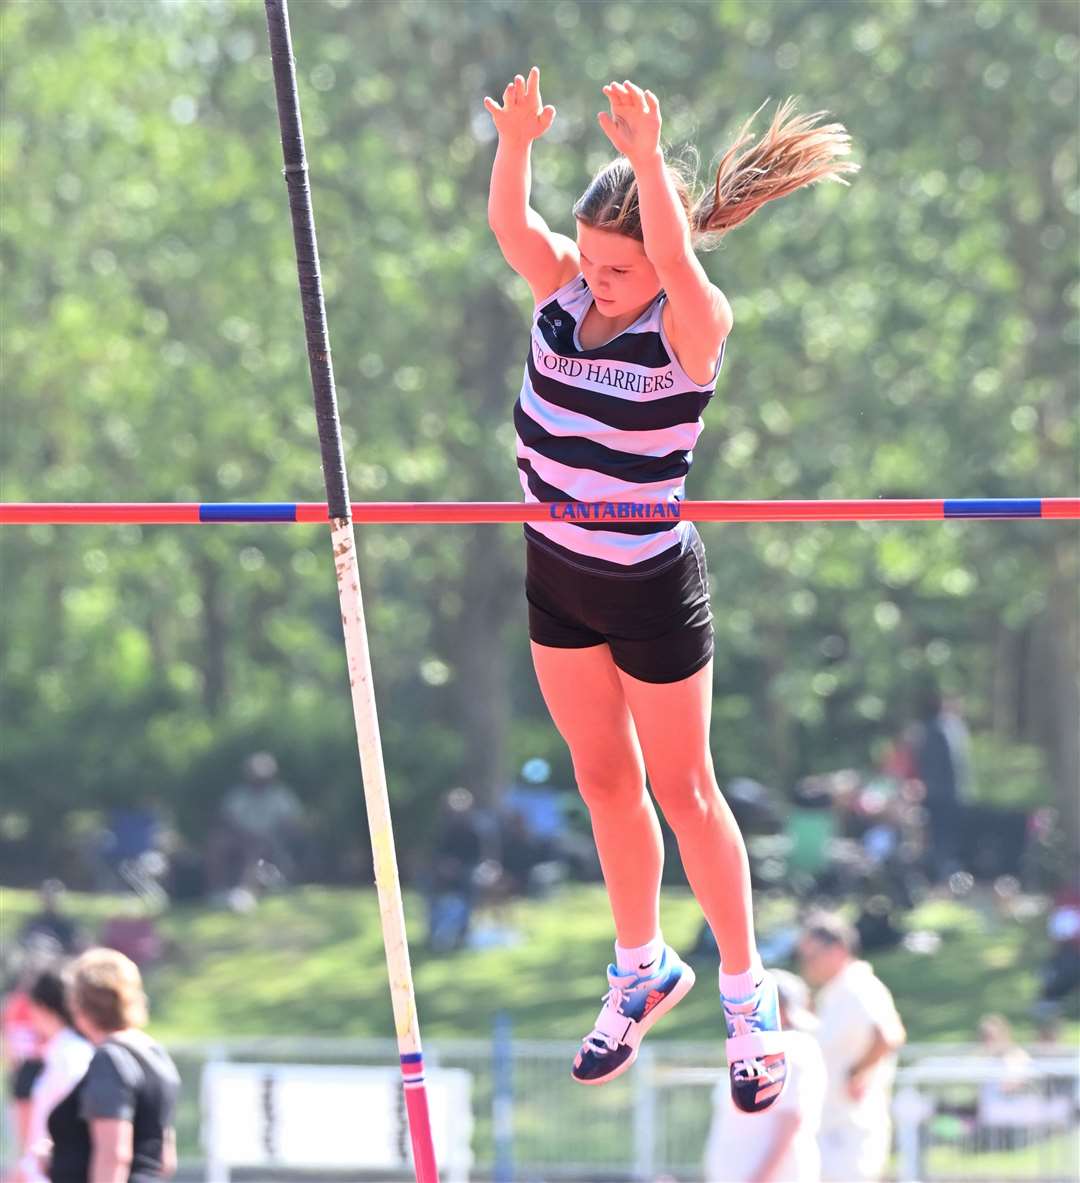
[{"xmin": 525, "ymin": 526, "xmax": 714, "ymax": 684}]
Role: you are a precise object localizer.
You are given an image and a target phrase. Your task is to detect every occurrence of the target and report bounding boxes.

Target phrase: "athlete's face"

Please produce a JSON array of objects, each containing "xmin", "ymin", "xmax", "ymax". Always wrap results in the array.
[{"xmin": 575, "ymin": 221, "xmax": 660, "ymax": 317}]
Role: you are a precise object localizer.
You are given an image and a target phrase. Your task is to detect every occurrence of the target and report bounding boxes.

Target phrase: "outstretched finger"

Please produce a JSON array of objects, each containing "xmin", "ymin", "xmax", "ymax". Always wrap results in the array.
[
  {"xmin": 597, "ymin": 110, "xmax": 619, "ymax": 138},
  {"xmin": 526, "ymin": 65, "xmax": 539, "ymax": 98},
  {"xmin": 624, "ymin": 80, "xmax": 648, "ymax": 111}
]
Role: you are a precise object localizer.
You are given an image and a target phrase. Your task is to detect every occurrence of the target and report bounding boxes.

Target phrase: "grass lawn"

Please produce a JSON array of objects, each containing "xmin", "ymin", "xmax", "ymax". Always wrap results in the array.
[
  {"xmin": 4, "ymin": 884, "xmax": 1078, "ymax": 1177},
  {"xmin": 3, "ymin": 883, "xmax": 1077, "ymax": 1047}
]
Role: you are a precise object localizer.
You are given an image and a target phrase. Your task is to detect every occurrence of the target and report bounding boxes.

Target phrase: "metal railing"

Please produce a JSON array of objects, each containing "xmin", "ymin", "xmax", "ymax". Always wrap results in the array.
[{"xmin": 161, "ymin": 1036, "xmax": 1079, "ymax": 1181}]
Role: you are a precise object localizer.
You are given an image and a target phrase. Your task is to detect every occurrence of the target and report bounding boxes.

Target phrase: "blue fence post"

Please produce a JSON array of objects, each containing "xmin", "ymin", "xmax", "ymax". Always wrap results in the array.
[{"xmin": 492, "ymin": 1011, "xmax": 514, "ymax": 1183}]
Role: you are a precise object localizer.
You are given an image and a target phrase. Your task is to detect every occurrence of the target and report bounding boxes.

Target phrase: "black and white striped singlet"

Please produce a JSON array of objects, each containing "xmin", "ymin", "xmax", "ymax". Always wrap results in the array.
[{"xmin": 514, "ymin": 272, "xmax": 724, "ymax": 576}]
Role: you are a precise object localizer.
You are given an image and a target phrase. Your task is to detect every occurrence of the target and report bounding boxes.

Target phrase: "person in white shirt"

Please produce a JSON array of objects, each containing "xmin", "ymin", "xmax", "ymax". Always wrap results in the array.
[
  {"xmin": 16, "ymin": 967, "xmax": 93, "ymax": 1183},
  {"xmin": 798, "ymin": 912, "xmax": 907, "ymax": 1183},
  {"xmin": 704, "ymin": 970, "xmax": 827, "ymax": 1182}
]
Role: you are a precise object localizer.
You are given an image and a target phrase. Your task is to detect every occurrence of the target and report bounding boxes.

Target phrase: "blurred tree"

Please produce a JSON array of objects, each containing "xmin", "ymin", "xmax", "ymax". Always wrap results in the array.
[{"xmin": 1, "ymin": 0, "xmax": 1076, "ymax": 875}]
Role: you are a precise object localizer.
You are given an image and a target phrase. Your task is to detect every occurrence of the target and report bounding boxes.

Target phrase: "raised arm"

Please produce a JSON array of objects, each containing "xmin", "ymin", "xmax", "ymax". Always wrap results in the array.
[
  {"xmin": 598, "ymin": 81, "xmax": 732, "ymax": 353},
  {"xmin": 484, "ymin": 67, "xmax": 580, "ymax": 305}
]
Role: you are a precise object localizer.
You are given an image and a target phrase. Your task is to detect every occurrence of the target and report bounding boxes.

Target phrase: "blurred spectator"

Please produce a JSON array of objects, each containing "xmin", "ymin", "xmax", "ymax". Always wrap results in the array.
[
  {"xmin": 915, "ymin": 687, "xmax": 972, "ymax": 883},
  {"xmin": 703, "ymin": 970, "xmax": 826, "ymax": 1182},
  {"xmin": 879, "ymin": 725, "xmax": 920, "ymax": 783},
  {"xmin": 16, "ymin": 882, "xmax": 84, "ymax": 960},
  {"xmin": 974, "ymin": 1013, "xmax": 1037, "ymax": 1151},
  {"xmin": 83, "ymin": 800, "xmax": 172, "ymax": 900},
  {"xmin": 1031, "ymin": 1002, "xmax": 1064, "ymax": 1050},
  {"xmin": 977, "ymin": 1013, "xmax": 1032, "ymax": 1080},
  {"xmin": 502, "ymin": 759, "xmax": 563, "ymax": 840},
  {"xmin": 1038, "ymin": 869, "xmax": 1080, "ymax": 1007},
  {"xmin": 501, "ymin": 759, "xmax": 599, "ymax": 881},
  {"xmin": 46, "ymin": 948, "xmax": 181, "ymax": 1183},
  {"xmin": 785, "ymin": 775, "xmax": 840, "ymax": 897},
  {"xmin": 854, "ymin": 895, "xmax": 905, "ymax": 955},
  {"xmin": 423, "ymin": 788, "xmax": 485, "ymax": 953},
  {"xmin": 940, "ymin": 695, "xmax": 973, "ymax": 796},
  {"xmin": 798, "ymin": 911, "xmax": 906, "ymax": 1183},
  {"xmin": 17, "ymin": 968, "xmax": 93, "ymax": 1183},
  {"xmin": 497, "ymin": 806, "xmax": 555, "ymax": 897},
  {"xmin": 2, "ymin": 972, "xmax": 45, "ymax": 1177},
  {"xmin": 206, "ymin": 752, "xmax": 307, "ymax": 901},
  {"xmin": 98, "ymin": 911, "xmax": 166, "ymax": 971}
]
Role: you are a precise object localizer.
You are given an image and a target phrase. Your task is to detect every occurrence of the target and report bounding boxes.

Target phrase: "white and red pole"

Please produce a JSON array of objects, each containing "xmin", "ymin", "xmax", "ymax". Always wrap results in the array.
[{"xmin": 262, "ymin": 2, "xmax": 438, "ymax": 1178}]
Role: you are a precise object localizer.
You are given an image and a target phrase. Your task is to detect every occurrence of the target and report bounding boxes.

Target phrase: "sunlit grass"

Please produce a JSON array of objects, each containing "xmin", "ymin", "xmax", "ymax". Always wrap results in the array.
[{"xmin": 2, "ymin": 884, "xmax": 1076, "ymax": 1047}]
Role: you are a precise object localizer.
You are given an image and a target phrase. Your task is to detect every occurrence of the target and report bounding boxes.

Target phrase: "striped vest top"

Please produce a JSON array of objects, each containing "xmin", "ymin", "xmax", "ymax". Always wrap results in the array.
[{"xmin": 515, "ymin": 271, "xmax": 724, "ymax": 576}]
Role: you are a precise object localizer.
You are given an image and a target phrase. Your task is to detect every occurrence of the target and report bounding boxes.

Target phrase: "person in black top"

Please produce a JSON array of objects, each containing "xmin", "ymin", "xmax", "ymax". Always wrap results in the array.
[
  {"xmin": 17, "ymin": 881, "xmax": 85, "ymax": 959},
  {"xmin": 915, "ymin": 687, "xmax": 971, "ymax": 883},
  {"xmin": 46, "ymin": 948, "xmax": 180, "ymax": 1183}
]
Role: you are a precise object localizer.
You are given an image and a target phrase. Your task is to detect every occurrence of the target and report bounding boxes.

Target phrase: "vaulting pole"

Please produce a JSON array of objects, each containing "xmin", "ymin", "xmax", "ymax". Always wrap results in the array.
[{"xmin": 262, "ymin": 3, "xmax": 438, "ymax": 1178}]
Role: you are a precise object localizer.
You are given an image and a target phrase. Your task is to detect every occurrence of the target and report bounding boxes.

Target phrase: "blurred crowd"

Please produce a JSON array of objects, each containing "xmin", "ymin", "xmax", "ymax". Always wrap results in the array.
[
  {"xmin": 6, "ymin": 694, "xmax": 1075, "ymax": 1181},
  {"xmin": 1, "ymin": 946, "xmax": 179, "ymax": 1183},
  {"xmin": 419, "ymin": 757, "xmax": 600, "ymax": 954}
]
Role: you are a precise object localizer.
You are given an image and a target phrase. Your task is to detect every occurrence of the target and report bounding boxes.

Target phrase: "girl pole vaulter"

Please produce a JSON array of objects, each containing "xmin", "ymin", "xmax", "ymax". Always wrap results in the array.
[{"xmin": 484, "ymin": 69, "xmax": 856, "ymax": 1113}]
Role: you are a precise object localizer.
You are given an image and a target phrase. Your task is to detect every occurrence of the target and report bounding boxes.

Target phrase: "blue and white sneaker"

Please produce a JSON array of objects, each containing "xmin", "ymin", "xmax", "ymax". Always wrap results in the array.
[
  {"xmin": 571, "ymin": 946, "xmax": 696, "ymax": 1086},
  {"xmin": 721, "ymin": 972, "xmax": 788, "ymax": 1114}
]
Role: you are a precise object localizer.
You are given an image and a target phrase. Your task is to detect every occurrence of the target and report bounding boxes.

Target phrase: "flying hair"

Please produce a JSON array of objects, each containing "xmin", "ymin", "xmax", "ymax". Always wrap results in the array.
[{"xmin": 573, "ymin": 96, "xmax": 859, "ymax": 251}]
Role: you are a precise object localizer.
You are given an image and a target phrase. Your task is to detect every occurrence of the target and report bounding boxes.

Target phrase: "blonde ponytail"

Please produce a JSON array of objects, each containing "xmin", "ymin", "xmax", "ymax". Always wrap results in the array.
[
  {"xmin": 573, "ymin": 97, "xmax": 858, "ymax": 250},
  {"xmin": 692, "ymin": 97, "xmax": 859, "ymax": 243}
]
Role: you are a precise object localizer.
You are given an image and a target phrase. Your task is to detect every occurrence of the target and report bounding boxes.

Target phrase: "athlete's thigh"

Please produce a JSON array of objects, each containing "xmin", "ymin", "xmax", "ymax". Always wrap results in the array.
[
  {"xmin": 529, "ymin": 640, "xmax": 645, "ymax": 782},
  {"xmin": 614, "ymin": 656, "xmax": 715, "ymax": 789}
]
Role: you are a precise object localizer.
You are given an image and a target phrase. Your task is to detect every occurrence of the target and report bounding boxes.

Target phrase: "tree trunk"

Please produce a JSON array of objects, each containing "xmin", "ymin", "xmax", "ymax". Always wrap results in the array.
[
  {"xmin": 1046, "ymin": 539, "xmax": 1080, "ymax": 861},
  {"xmin": 438, "ymin": 277, "xmax": 530, "ymax": 807},
  {"xmin": 445, "ymin": 524, "xmax": 519, "ymax": 806},
  {"xmin": 198, "ymin": 554, "xmax": 227, "ymax": 714},
  {"xmin": 764, "ymin": 617, "xmax": 793, "ymax": 787}
]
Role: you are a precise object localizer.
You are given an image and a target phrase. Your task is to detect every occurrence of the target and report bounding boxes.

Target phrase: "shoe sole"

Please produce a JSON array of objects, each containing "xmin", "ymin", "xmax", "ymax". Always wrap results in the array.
[
  {"xmin": 731, "ymin": 1075, "xmax": 789, "ymax": 1115},
  {"xmin": 571, "ymin": 963, "xmax": 697, "ymax": 1087},
  {"xmin": 730, "ymin": 1051, "xmax": 790, "ymax": 1116}
]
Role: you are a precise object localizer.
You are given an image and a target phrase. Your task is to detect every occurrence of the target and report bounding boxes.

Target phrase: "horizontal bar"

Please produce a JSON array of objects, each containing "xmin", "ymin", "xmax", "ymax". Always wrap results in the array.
[
  {"xmin": 943, "ymin": 498, "xmax": 1042, "ymax": 518},
  {"xmin": 200, "ymin": 503, "xmax": 300, "ymax": 522},
  {"xmin": 1, "ymin": 498, "xmax": 1077, "ymax": 525}
]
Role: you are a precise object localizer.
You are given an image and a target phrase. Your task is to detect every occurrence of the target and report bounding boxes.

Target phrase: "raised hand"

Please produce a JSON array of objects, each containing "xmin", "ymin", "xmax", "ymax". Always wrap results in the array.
[
  {"xmin": 598, "ymin": 80, "xmax": 662, "ymax": 165},
  {"xmin": 483, "ymin": 66, "xmax": 556, "ymax": 145}
]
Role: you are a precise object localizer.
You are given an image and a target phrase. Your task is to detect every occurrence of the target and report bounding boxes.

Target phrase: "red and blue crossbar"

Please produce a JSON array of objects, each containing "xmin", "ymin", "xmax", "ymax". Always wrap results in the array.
[{"xmin": 1, "ymin": 498, "xmax": 1078, "ymax": 525}]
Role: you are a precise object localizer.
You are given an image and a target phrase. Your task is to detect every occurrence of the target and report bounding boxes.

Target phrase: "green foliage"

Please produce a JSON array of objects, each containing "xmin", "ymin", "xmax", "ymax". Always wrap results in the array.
[
  {"xmin": 970, "ymin": 734, "xmax": 1051, "ymax": 809},
  {"xmin": 1, "ymin": 0, "xmax": 1077, "ymax": 872}
]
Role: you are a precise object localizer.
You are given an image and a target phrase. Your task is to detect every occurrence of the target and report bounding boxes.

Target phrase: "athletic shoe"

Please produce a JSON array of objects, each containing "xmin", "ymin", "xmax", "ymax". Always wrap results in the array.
[
  {"xmin": 721, "ymin": 972, "xmax": 788, "ymax": 1114},
  {"xmin": 571, "ymin": 945, "xmax": 696, "ymax": 1086}
]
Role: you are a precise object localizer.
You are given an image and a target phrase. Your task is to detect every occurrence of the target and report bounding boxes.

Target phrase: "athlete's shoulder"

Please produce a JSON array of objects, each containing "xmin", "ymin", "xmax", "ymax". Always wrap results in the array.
[{"xmin": 532, "ymin": 269, "xmax": 586, "ymax": 312}]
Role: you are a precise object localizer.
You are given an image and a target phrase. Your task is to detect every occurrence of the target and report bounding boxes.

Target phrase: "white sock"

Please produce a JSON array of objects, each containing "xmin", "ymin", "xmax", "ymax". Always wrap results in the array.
[
  {"xmin": 615, "ymin": 934, "xmax": 665, "ymax": 975},
  {"xmin": 719, "ymin": 958, "xmax": 765, "ymax": 1002}
]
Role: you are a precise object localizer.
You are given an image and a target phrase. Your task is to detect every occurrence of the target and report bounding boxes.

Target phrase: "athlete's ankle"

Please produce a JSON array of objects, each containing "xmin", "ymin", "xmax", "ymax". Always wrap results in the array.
[
  {"xmin": 615, "ymin": 934, "xmax": 665, "ymax": 974},
  {"xmin": 719, "ymin": 957, "xmax": 764, "ymax": 1002}
]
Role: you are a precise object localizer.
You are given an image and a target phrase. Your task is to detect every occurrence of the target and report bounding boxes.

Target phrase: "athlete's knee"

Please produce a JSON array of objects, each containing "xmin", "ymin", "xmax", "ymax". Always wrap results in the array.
[
  {"xmin": 651, "ymin": 767, "xmax": 726, "ymax": 833},
  {"xmin": 573, "ymin": 753, "xmax": 646, "ymax": 812}
]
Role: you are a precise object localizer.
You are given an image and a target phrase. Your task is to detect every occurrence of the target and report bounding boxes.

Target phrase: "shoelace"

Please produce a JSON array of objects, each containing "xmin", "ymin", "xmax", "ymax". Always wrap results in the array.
[
  {"xmin": 723, "ymin": 994, "xmax": 775, "ymax": 1081},
  {"xmin": 582, "ymin": 974, "xmax": 657, "ymax": 1056},
  {"xmin": 582, "ymin": 984, "xmax": 629, "ymax": 1054}
]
